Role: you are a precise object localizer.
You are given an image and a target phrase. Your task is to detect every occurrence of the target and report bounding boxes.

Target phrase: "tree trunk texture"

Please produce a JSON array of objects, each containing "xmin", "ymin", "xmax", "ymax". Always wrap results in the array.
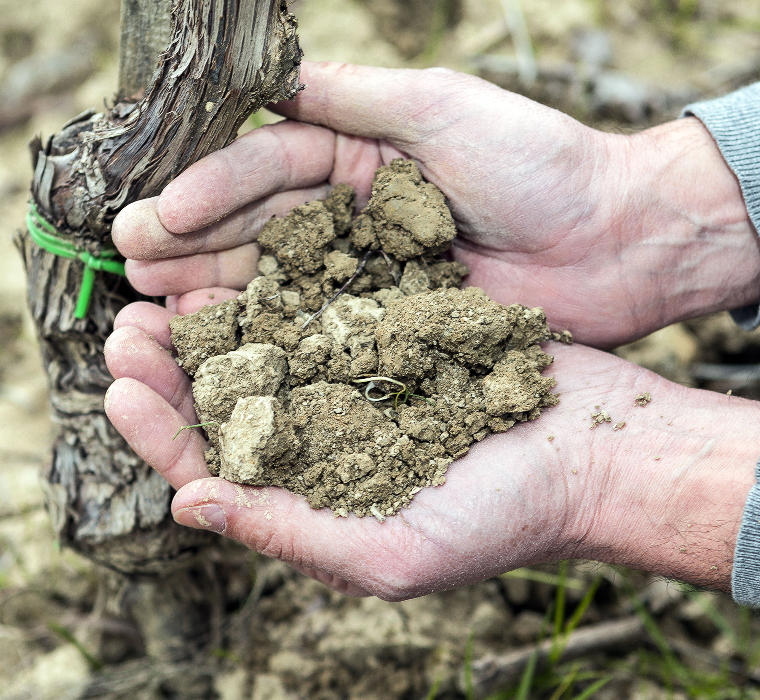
[
  {"xmin": 16, "ymin": 0, "xmax": 301, "ymax": 686},
  {"xmin": 118, "ymin": 0, "xmax": 173, "ymax": 99}
]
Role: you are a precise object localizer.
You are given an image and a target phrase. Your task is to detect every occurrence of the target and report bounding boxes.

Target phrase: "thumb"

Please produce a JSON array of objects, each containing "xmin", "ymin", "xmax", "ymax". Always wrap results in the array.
[
  {"xmin": 171, "ymin": 477, "xmax": 420, "ymax": 599},
  {"xmin": 271, "ymin": 61, "xmax": 497, "ymax": 150}
]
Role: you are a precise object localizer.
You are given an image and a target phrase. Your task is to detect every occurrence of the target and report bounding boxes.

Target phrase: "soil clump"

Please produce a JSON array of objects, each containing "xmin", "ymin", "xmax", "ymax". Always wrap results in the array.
[{"xmin": 170, "ymin": 159, "xmax": 563, "ymax": 519}]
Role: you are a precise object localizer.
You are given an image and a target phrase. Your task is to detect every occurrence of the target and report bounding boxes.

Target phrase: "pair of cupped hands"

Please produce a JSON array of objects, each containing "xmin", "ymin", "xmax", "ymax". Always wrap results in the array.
[{"xmin": 104, "ymin": 62, "xmax": 760, "ymax": 599}]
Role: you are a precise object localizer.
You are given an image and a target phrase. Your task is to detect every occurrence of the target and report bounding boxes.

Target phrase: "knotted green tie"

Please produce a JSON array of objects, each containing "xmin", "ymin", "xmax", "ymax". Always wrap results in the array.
[{"xmin": 26, "ymin": 203, "xmax": 127, "ymax": 319}]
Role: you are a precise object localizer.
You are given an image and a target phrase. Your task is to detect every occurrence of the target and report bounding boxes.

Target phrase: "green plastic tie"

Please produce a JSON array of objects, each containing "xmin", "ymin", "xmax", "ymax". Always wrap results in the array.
[{"xmin": 26, "ymin": 203, "xmax": 126, "ymax": 319}]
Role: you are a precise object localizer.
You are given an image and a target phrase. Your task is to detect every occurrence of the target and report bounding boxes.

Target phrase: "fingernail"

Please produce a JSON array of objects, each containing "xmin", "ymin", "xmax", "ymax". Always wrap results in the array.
[
  {"xmin": 174, "ymin": 505, "xmax": 226, "ymax": 534},
  {"xmin": 103, "ymin": 385, "xmax": 113, "ymax": 412}
]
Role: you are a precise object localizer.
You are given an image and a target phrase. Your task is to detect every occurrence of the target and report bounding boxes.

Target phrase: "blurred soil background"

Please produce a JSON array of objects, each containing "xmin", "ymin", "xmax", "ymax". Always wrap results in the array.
[{"xmin": 2, "ymin": 0, "xmax": 760, "ymax": 698}]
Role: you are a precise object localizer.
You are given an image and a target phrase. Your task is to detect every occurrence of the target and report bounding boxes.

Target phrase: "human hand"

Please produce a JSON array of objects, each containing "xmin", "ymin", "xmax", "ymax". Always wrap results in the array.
[
  {"xmin": 112, "ymin": 61, "xmax": 760, "ymax": 347},
  {"xmin": 104, "ymin": 300, "xmax": 757, "ymax": 598}
]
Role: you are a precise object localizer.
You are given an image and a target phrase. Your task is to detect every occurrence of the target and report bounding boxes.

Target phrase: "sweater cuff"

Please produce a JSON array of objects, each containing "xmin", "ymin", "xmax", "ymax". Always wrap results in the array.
[
  {"xmin": 732, "ymin": 456, "xmax": 760, "ymax": 607},
  {"xmin": 682, "ymin": 83, "xmax": 760, "ymax": 330}
]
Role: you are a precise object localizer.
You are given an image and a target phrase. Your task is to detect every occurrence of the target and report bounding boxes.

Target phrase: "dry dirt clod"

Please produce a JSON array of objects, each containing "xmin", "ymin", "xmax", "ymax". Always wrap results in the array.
[
  {"xmin": 193, "ymin": 343, "xmax": 288, "ymax": 464},
  {"xmin": 323, "ymin": 182, "xmax": 356, "ymax": 236},
  {"xmin": 169, "ymin": 298, "xmax": 240, "ymax": 377},
  {"xmin": 258, "ymin": 200, "xmax": 336, "ymax": 274},
  {"xmin": 361, "ymin": 159, "xmax": 457, "ymax": 260},
  {"xmin": 170, "ymin": 163, "xmax": 563, "ymax": 518},
  {"xmin": 219, "ymin": 396, "xmax": 298, "ymax": 484}
]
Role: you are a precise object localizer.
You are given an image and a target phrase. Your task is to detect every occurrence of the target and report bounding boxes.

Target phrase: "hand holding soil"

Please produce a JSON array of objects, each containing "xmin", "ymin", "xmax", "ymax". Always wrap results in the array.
[
  {"xmin": 105, "ymin": 60, "xmax": 760, "ymax": 599},
  {"xmin": 166, "ymin": 159, "xmax": 561, "ymax": 519},
  {"xmin": 105, "ymin": 323, "xmax": 757, "ymax": 599},
  {"xmin": 113, "ymin": 61, "xmax": 760, "ymax": 348}
]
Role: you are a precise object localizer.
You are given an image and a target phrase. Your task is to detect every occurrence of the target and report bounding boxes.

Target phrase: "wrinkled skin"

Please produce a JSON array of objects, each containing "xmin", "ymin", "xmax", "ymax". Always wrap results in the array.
[{"xmin": 105, "ymin": 62, "xmax": 760, "ymax": 599}]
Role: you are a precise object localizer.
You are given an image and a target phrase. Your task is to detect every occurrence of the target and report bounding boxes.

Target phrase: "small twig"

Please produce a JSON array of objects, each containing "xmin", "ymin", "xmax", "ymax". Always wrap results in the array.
[
  {"xmin": 301, "ymin": 250, "xmax": 371, "ymax": 330},
  {"xmin": 172, "ymin": 421, "xmax": 219, "ymax": 440},
  {"xmin": 462, "ymin": 616, "xmax": 644, "ymax": 699},
  {"xmin": 379, "ymin": 249, "xmax": 401, "ymax": 286}
]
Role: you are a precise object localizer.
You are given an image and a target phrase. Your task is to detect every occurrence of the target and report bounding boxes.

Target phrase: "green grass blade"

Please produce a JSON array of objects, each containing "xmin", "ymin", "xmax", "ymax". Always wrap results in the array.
[
  {"xmin": 624, "ymin": 583, "xmax": 690, "ymax": 691},
  {"xmin": 211, "ymin": 647, "xmax": 243, "ymax": 665},
  {"xmin": 425, "ymin": 673, "xmax": 443, "ymax": 700},
  {"xmin": 48, "ymin": 621, "xmax": 104, "ymax": 672},
  {"xmin": 464, "ymin": 630, "xmax": 475, "ymax": 700},
  {"xmin": 515, "ymin": 645, "xmax": 541, "ymax": 700},
  {"xmin": 569, "ymin": 677, "xmax": 611, "ymax": 700},
  {"xmin": 515, "ymin": 599, "xmax": 555, "ymax": 700},
  {"xmin": 564, "ymin": 576, "xmax": 602, "ymax": 637},
  {"xmin": 548, "ymin": 664, "xmax": 580, "ymax": 700},
  {"xmin": 550, "ymin": 574, "xmax": 603, "ymax": 666},
  {"xmin": 549, "ymin": 561, "xmax": 568, "ymax": 665}
]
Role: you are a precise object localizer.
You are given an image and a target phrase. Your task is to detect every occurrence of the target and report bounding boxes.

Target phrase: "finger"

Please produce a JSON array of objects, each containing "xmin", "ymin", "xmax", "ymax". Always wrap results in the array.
[
  {"xmin": 157, "ymin": 121, "xmax": 336, "ymax": 234},
  {"xmin": 114, "ymin": 302, "xmax": 175, "ymax": 349},
  {"xmin": 175, "ymin": 288, "xmax": 241, "ymax": 316},
  {"xmin": 327, "ymin": 134, "xmax": 381, "ymax": 208},
  {"xmin": 272, "ymin": 61, "xmax": 488, "ymax": 147},
  {"xmin": 171, "ymin": 477, "xmax": 421, "ymax": 599},
  {"xmin": 125, "ymin": 241, "xmax": 261, "ymax": 296},
  {"xmin": 113, "ymin": 185, "xmax": 330, "ymax": 261},
  {"xmin": 104, "ymin": 378, "xmax": 210, "ymax": 488},
  {"xmin": 105, "ymin": 326, "xmax": 197, "ymax": 424}
]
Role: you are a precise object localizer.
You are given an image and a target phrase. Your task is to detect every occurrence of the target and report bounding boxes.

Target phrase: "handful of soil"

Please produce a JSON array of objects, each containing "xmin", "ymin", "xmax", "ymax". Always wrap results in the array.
[{"xmin": 170, "ymin": 160, "xmax": 565, "ymax": 520}]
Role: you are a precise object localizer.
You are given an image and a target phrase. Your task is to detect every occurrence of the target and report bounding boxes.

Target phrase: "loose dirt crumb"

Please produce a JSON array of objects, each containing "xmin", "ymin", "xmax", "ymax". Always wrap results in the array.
[
  {"xmin": 590, "ymin": 410, "xmax": 612, "ymax": 429},
  {"xmin": 635, "ymin": 392, "xmax": 652, "ymax": 406},
  {"xmin": 551, "ymin": 330, "xmax": 573, "ymax": 344},
  {"xmin": 171, "ymin": 160, "xmax": 563, "ymax": 518}
]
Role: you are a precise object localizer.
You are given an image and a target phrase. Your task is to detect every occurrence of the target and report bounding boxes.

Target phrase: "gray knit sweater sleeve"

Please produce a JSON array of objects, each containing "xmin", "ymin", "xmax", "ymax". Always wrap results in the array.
[
  {"xmin": 682, "ymin": 84, "xmax": 760, "ymax": 607},
  {"xmin": 682, "ymin": 83, "xmax": 760, "ymax": 331},
  {"xmin": 733, "ymin": 458, "xmax": 760, "ymax": 607}
]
